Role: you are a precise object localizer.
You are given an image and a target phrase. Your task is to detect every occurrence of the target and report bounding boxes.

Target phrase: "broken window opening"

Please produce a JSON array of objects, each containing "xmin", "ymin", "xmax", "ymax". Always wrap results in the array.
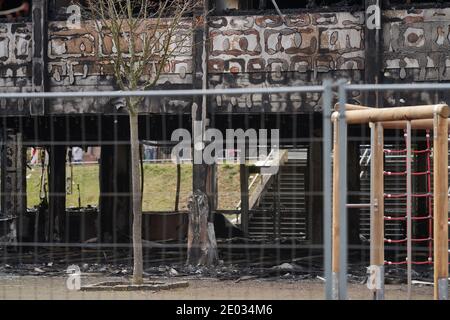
[
  {"xmin": 26, "ymin": 147, "xmax": 48, "ymax": 210},
  {"xmin": 217, "ymin": 162, "xmax": 241, "ymax": 211},
  {"xmin": 65, "ymin": 146, "xmax": 100, "ymax": 209},
  {"xmin": 141, "ymin": 142, "xmax": 192, "ymax": 213}
]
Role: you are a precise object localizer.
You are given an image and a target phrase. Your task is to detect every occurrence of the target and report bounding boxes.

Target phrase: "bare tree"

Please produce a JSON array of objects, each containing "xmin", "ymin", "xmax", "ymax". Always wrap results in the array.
[{"xmin": 85, "ymin": 0, "xmax": 199, "ymax": 285}]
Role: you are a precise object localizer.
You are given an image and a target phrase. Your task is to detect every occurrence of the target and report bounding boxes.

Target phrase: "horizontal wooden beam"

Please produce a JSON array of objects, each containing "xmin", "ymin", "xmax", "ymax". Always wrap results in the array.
[
  {"xmin": 334, "ymin": 104, "xmax": 449, "ymax": 125},
  {"xmin": 334, "ymin": 103, "xmax": 371, "ymax": 111},
  {"xmin": 334, "ymin": 103, "xmax": 450, "ymax": 129}
]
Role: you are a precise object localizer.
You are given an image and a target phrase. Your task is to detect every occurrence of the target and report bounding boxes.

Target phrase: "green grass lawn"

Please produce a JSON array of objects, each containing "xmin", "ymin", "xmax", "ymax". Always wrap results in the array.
[{"xmin": 26, "ymin": 163, "xmax": 244, "ymax": 211}]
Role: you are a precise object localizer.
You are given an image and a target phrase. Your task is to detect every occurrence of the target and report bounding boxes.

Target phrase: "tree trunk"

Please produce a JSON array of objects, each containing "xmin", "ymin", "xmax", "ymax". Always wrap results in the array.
[{"xmin": 130, "ymin": 112, "xmax": 143, "ymax": 284}]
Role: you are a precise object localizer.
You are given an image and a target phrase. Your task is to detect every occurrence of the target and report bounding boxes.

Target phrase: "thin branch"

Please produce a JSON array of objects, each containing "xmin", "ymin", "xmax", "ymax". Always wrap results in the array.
[{"xmin": 85, "ymin": 0, "xmax": 201, "ymax": 101}]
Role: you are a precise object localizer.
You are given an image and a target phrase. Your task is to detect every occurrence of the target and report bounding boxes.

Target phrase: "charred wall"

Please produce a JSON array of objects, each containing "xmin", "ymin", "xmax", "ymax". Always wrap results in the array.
[
  {"xmin": 0, "ymin": 10, "xmax": 365, "ymax": 114},
  {"xmin": 382, "ymin": 8, "xmax": 450, "ymax": 106},
  {"xmin": 0, "ymin": 9, "xmax": 358, "ymax": 115},
  {"xmin": 0, "ymin": 6, "xmax": 450, "ymax": 113},
  {"xmin": 207, "ymin": 13, "xmax": 365, "ymax": 112}
]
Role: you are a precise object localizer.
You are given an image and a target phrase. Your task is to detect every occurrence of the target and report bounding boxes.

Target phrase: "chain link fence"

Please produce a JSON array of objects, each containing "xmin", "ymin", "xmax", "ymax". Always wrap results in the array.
[{"xmin": 0, "ymin": 83, "xmax": 448, "ymax": 299}]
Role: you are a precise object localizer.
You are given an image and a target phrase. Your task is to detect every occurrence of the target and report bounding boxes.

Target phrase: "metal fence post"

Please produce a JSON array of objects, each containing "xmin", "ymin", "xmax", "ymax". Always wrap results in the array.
[
  {"xmin": 337, "ymin": 81, "xmax": 348, "ymax": 300},
  {"xmin": 322, "ymin": 79, "xmax": 333, "ymax": 300},
  {"xmin": 406, "ymin": 121, "xmax": 412, "ymax": 299}
]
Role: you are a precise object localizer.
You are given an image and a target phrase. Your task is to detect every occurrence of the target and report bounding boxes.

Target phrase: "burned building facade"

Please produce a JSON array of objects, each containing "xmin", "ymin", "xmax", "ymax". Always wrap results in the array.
[{"xmin": 1, "ymin": 0, "xmax": 450, "ymax": 254}]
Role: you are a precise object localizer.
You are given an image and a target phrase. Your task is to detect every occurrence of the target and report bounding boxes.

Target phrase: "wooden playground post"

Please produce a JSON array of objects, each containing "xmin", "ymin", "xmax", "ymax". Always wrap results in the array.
[
  {"xmin": 370, "ymin": 121, "xmax": 384, "ymax": 300},
  {"xmin": 433, "ymin": 111, "xmax": 449, "ymax": 300},
  {"xmin": 332, "ymin": 103, "xmax": 449, "ymax": 300}
]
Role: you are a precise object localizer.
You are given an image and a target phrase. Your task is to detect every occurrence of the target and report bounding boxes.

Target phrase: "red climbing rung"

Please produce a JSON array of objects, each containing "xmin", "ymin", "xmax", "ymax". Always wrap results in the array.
[
  {"xmin": 383, "ymin": 129, "xmax": 443, "ymax": 267},
  {"xmin": 385, "ymin": 237, "xmax": 431, "ymax": 244},
  {"xmin": 384, "ymin": 148, "xmax": 431, "ymax": 154},
  {"xmin": 384, "ymin": 215, "xmax": 432, "ymax": 221},
  {"xmin": 385, "ymin": 260, "xmax": 434, "ymax": 265},
  {"xmin": 383, "ymin": 170, "xmax": 430, "ymax": 176},
  {"xmin": 384, "ymin": 193, "xmax": 432, "ymax": 198}
]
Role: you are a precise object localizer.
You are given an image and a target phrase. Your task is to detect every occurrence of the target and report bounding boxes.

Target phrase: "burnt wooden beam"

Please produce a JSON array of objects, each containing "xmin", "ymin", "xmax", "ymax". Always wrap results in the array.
[
  {"xmin": 31, "ymin": 0, "xmax": 48, "ymax": 115},
  {"xmin": 364, "ymin": 0, "xmax": 382, "ymax": 108},
  {"xmin": 48, "ymin": 144, "xmax": 66, "ymax": 242},
  {"xmin": 191, "ymin": 1, "xmax": 209, "ymax": 195},
  {"xmin": 0, "ymin": 130, "xmax": 26, "ymax": 243},
  {"xmin": 188, "ymin": 1, "xmax": 218, "ymax": 265},
  {"xmin": 99, "ymin": 143, "xmax": 132, "ymax": 244},
  {"xmin": 99, "ymin": 145, "xmax": 113, "ymax": 243},
  {"xmin": 206, "ymin": 163, "xmax": 218, "ymax": 217},
  {"xmin": 273, "ymin": 171, "xmax": 281, "ymax": 239},
  {"xmin": 239, "ymin": 162, "xmax": 249, "ymax": 236},
  {"xmin": 186, "ymin": 191, "xmax": 218, "ymax": 265},
  {"xmin": 175, "ymin": 163, "xmax": 181, "ymax": 211},
  {"xmin": 192, "ymin": 0, "xmax": 217, "ymax": 216},
  {"xmin": 309, "ymin": 133, "xmax": 323, "ymax": 245}
]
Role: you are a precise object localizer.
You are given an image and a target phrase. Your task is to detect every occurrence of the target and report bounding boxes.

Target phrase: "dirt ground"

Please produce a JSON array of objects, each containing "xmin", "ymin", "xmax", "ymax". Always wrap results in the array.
[{"xmin": 0, "ymin": 275, "xmax": 441, "ymax": 300}]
